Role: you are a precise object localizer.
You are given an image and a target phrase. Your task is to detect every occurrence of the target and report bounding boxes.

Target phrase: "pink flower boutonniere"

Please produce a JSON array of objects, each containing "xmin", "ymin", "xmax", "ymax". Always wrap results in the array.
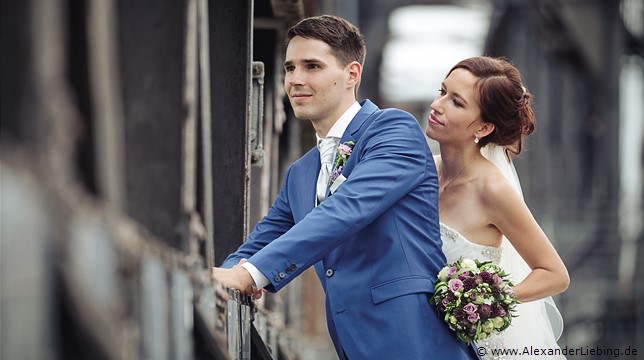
[{"xmin": 329, "ymin": 141, "xmax": 354, "ymax": 185}]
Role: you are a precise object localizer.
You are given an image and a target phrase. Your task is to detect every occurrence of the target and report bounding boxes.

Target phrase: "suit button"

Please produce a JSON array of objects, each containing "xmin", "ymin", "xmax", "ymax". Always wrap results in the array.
[
  {"xmin": 285, "ymin": 264, "xmax": 297, "ymax": 274},
  {"xmin": 279, "ymin": 272, "xmax": 286, "ymax": 279},
  {"xmin": 274, "ymin": 275, "xmax": 281, "ymax": 282},
  {"xmin": 325, "ymin": 269, "xmax": 334, "ymax": 277}
]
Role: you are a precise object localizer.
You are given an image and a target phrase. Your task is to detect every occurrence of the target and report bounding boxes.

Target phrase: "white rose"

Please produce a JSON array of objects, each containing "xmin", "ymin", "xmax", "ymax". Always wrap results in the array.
[
  {"xmin": 461, "ymin": 258, "xmax": 478, "ymax": 272},
  {"xmin": 438, "ymin": 267, "xmax": 450, "ymax": 281}
]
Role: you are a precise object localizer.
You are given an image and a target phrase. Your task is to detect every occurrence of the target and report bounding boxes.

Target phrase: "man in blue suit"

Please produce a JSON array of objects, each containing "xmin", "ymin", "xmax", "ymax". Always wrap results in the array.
[{"xmin": 212, "ymin": 15, "xmax": 476, "ymax": 359}]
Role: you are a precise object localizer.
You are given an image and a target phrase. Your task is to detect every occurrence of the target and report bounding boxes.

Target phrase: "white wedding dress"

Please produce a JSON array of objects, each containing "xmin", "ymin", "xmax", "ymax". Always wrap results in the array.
[{"xmin": 440, "ymin": 144, "xmax": 565, "ymax": 360}]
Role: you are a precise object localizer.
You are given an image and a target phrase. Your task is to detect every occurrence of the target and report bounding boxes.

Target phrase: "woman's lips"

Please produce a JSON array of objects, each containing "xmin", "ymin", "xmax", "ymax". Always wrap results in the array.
[{"xmin": 428, "ymin": 114, "xmax": 444, "ymax": 125}]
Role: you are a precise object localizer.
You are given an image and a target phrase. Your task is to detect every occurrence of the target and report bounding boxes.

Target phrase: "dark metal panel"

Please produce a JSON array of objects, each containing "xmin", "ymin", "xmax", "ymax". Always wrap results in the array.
[
  {"xmin": 0, "ymin": 0, "xmax": 35, "ymax": 144},
  {"xmin": 117, "ymin": 0, "xmax": 186, "ymax": 249},
  {"xmin": 208, "ymin": 0, "xmax": 253, "ymax": 266}
]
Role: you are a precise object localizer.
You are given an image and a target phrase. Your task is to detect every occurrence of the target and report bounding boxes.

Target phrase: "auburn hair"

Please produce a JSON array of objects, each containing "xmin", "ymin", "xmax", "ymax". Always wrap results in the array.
[{"xmin": 448, "ymin": 56, "xmax": 535, "ymax": 155}]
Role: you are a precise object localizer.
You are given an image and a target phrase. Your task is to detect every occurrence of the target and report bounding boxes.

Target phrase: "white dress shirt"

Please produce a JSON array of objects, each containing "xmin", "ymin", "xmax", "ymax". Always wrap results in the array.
[{"xmin": 242, "ymin": 102, "xmax": 361, "ymax": 289}]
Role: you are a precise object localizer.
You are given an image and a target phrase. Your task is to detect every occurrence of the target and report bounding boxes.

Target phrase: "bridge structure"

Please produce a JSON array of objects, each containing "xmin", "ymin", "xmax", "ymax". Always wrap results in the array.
[{"xmin": 2, "ymin": 1, "xmax": 642, "ymax": 359}]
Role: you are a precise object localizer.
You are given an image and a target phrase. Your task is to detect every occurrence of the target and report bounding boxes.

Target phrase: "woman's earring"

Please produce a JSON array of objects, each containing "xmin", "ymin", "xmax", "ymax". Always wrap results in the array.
[{"xmin": 474, "ymin": 135, "xmax": 479, "ymax": 144}]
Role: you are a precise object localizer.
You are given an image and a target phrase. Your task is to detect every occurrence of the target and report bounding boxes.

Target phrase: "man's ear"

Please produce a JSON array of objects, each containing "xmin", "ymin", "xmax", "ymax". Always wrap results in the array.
[
  {"xmin": 347, "ymin": 61, "xmax": 362, "ymax": 87},
  {"xmin": 477, "ymin": 121, "xmax": 495, "ymax": 139}
]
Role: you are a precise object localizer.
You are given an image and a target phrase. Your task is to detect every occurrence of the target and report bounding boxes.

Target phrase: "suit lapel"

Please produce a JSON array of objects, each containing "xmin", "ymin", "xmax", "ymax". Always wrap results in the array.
[
  {"xmin": 312, "ymin": 100, "xmax": 379, "ymax": 201},
  {"xmin": 324, "ymin": 100, "xmax": 379, "ymax": 199},
  {"xmin": 311, "ymin": 149, "xmax": 322, "ymax": 210}
]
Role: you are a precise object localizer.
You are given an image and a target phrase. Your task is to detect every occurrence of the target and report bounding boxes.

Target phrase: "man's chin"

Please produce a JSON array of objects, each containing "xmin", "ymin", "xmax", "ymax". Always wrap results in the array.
[{"xmin": 292, "ymin": 110, "xmax": 313, "ymax": 121}]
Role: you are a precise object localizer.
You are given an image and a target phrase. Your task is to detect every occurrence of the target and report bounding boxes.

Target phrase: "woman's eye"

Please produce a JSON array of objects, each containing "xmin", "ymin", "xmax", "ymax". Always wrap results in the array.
[
  {"xmin": 453, "ymin": 99, "xmax": 462, "ymax": 108},
  {"xmin": 438, "ymin": 88, "xmax": 446, "ymax": 96}
]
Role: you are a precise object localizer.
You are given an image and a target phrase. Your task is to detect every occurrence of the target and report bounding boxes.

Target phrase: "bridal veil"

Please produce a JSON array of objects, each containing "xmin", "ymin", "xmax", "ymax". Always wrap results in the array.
[{"xmin": 480, "ymin": 144, "xmax": 564, "ymax": 344}]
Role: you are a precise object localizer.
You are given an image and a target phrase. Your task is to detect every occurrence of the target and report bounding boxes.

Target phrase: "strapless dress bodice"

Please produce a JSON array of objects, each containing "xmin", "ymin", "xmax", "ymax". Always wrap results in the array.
[{"xmin": 440, "ymin": 222, "xmax": 503, "ymax": 264}]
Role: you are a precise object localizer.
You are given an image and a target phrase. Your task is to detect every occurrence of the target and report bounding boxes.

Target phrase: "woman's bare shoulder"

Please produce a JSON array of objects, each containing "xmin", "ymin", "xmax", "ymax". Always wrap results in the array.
[{"xmin": 478, "ymin": 163, "xmax": 522, "ymax": 206}]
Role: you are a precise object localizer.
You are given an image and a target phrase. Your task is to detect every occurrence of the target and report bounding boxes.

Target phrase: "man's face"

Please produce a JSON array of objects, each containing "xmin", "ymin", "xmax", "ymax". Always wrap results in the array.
[{"xmin": 283, "ymin": 36, "xmax": 351, "ymax": 125}]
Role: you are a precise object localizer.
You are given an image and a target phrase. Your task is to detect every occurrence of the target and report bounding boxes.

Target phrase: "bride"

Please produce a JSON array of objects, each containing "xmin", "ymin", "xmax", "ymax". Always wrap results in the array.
[{"xmin": 425, "ymin": 56, "xmax": 569, "ymax": 359}]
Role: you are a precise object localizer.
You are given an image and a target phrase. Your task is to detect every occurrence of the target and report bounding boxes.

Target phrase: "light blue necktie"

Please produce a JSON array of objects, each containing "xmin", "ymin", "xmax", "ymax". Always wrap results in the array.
[{"xmin": 316, "ymin": 137, "xmax": 337, "ymax": 203}]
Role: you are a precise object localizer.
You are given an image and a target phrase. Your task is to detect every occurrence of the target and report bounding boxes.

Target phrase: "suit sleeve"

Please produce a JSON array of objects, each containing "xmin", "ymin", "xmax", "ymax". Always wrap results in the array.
[
  {"xmin": 249, "ymin": 110, "xmax": 431, "ymax": 291},
  {"xmin": 220, "ymin": 166, "xmax": 296, "ymax": 268}
]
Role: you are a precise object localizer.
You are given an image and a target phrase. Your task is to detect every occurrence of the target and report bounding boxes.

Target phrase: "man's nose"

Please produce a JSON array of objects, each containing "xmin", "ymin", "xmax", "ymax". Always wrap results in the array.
[{"xmin": 288, "ymin": 68, "xmax": 304, "ymax": 86}]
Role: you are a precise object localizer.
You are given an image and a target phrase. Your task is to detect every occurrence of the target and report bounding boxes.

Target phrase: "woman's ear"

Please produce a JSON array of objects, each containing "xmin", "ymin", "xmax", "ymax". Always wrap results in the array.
[{"xmin": 477, "ymin": 121, "xmax": 495, "ymax": 139}]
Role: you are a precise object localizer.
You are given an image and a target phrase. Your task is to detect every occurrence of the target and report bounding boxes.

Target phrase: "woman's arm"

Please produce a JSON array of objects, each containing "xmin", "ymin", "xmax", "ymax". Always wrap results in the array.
[{"xmin": 483, "ymin": 175, "xmax": 569, "ymax": 302}]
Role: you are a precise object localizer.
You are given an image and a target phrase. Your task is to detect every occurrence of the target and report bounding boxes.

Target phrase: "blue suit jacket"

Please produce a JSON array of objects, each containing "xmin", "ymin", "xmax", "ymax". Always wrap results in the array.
[{"xmin": 223, "ymin": 100, "xmax": 475, "ymax": 359}]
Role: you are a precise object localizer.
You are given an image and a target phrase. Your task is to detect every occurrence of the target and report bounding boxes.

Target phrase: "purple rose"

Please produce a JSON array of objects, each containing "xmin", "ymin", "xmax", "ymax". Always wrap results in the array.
[
  {"xmin": 493, "ymin": 304, "xmax": 506, "ymax": 317},
  {"xmin": 441, "ymin": 297, "xmax": 450, "ymax": 307},
  {"xmin": 447, "ymin": 266, "xmax": 458, "ymax": 277},
  {"xmin": 467, "ymin": 312, "xmax": 480, "ymax": 323},
  {"xmin": 463, "ymin": 303, "xmax": 478, "ymax": 314},
  {"xmin": 479, "ymin": 304, "xmax": 492, "ymax": 317},
  {"xmin": 454, "ymin": 308, "xmax": 467, "ymax": 321},
  {"xmin": 458, "ymin": 272, "xmax": 471, "ymax": 280},
  {"xmin": 463, "ymin": 277, "xmax": 477, "ymax": 291},
  {"xmin": 493, "ymin": 274, "xmax": 503, "ymax": 284},
  {"xmin": 480, "ymin": 271, "xmax": 493, "ymax": 284},
  {"xmin": 448, "ymin": 278, "xmax": 464, "ymax": 293}
]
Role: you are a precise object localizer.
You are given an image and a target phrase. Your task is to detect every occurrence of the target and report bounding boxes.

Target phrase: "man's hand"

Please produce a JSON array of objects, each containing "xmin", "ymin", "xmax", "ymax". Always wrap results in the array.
[{"xmin": 212, "ymin": 259, "xmax": 265, "ymax": 299}]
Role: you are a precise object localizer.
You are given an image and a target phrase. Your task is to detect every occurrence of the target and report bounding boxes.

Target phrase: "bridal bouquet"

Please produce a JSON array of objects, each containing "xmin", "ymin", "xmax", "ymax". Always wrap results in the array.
[{"xmin": 429, "ymin": 258, "xmax": 519, "ymax": 344}]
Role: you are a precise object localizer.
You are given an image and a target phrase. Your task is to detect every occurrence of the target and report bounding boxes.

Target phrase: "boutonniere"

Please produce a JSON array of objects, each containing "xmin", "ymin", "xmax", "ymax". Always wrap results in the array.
[{"xmin": 329, "ymin": 141, "xmax": 354, "ymax": 185}]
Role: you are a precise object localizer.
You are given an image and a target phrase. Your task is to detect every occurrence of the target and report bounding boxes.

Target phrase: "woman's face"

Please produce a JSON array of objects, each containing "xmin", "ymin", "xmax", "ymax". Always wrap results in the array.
[{"xmin": 425, "ymin": 68, "xmax": 482, "ymax": 144}]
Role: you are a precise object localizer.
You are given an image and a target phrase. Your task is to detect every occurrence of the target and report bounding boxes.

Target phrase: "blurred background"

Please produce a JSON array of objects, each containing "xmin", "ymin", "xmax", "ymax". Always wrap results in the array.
[{"xmin": 1, "ymin": 0, "xmax": 642, "ymax": 359}]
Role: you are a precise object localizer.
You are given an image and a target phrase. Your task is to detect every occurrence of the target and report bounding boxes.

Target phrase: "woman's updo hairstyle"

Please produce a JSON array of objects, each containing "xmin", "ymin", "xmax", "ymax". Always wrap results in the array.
[{"xmin": 447, "ymin": 56, "xmax": 535, "ymax": 155}]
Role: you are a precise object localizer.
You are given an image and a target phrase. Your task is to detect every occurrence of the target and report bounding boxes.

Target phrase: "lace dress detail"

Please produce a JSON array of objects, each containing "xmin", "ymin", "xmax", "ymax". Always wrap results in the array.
[{"xmin": 440, "ymin": 223, "xmax": 503, "ymax": 264}]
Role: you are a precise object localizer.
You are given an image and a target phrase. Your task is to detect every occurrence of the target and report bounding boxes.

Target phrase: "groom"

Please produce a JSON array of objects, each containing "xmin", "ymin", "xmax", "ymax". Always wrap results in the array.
[{"xmin": 212, "ymin": 15, "xmax": 475, "ymax": 359}]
